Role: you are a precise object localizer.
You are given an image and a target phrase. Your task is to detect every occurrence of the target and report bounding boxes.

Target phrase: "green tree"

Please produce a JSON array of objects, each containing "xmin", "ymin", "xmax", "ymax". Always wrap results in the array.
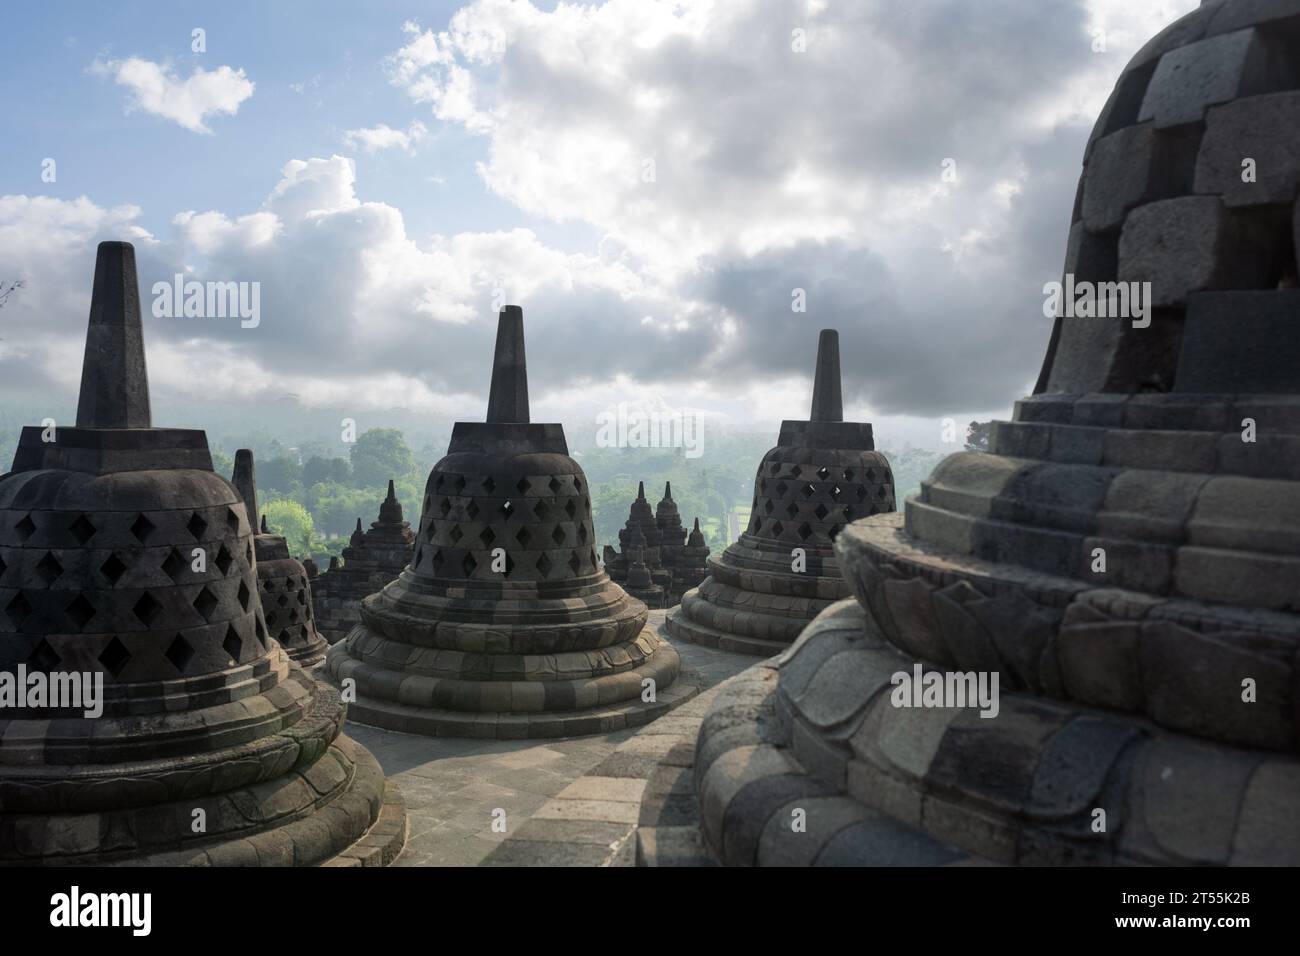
[
  {"xmin": 258, "ymin": 455, "xmax": 302, "ymax": 492},
  {"xmin": 349, "ymin": 428, "xmax": 415, "ymax": 487},
  {"xmin": 262, "ymin": 498, "xmax": 315, "ymax": 555},
  {"xmin": 304, "ymin": 455, "xmax": 351, "ymax": 486},
  {"xmin": 210, "ymin": 448, "xmax": 234, "ymax": 480}
]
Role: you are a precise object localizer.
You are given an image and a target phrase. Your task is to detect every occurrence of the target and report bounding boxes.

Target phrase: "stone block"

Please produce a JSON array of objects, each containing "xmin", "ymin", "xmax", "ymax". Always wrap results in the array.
[
  {"xmin": 1138, "ymin": 618, "xmax": 1294, "ymax": 749},
  {"xmin": 1196, "ymin": 91, "xmax": 1300, "ymax": 204},
  {"xmin": 846, "ymin": 758, "xmax": 922, "ymax": 828},
  {"xmin": 1231, "ymin": 760, "xmax": 1300, "ymax": 864},
  {"xmin": 756, "ymin": 795, "xmax": 871, "ymax": 866},
  {"xmin": 1027, "ymin": 716, "xmax": 1140, "ymax": 820},
  {"xmin": 637, "ymin": 825, "xmax": 717, "ymax": 866},
  {"xmin": 1119, "ymin": 197, "xmax": 1270, "ymax": 306},
  {"xmin": 931, "ymin": 579, "xmax": 1004, "ymax": 675},
  {"xmin": 1175, "ymin": 543, "xmax": 1300, "ymax": 610},
  {"xmin": 793, "ymin": 647, "xmax": 896, "ymax": 731},
  {"xmin": 1208, "ymin": 0, "xmax": 1300, "ymax": 38},
  {"xmin": 1101, "ymin": 428, "xmax": 1217, "ymax": 472},
  {"xmin": 1097, "ymin": 469, "xmax": 1209, "ymax": 543},
  {"xmin": 1177, "ymin": 291, "xmax": 1300, "ymax": 393},
  {"xmin": 1125, "ymin": 0, "xmax": 1226, "ymax": 74},
  {"xmin": 1187, "ymin": 475, "xmax": 1300, "ymax": 554},
  {"xmin": 1130, "ymin": 737, "xmax": 1258, "ymax": 864},
  {"xmin": 1083, "ymin": 125, "xmax": 1197, "ymax": 231},
  {"xmin": 1062, "ymin": 221, "xmax": 1119, "ymax": 286},
  {"xmin": 1057, "ymin": 618, "xmax": 1144, "ymax": 712},
  {"xmin": 1082, "ymin": 536, "xmax": 1174, "ymax": 594},
  {"xmin": 814, "ymin": 813, "xmax": 967, "ymax": 866},
  {"xmin": 1138, "ymin": 28, "xmax": 1274, "ymax": 128}
]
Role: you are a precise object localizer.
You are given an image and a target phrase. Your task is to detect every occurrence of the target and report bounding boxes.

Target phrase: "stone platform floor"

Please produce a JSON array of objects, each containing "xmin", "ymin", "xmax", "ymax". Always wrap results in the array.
[{"xmin": 342, "ymin": 611, "xmax": 754, "ymax": 867}]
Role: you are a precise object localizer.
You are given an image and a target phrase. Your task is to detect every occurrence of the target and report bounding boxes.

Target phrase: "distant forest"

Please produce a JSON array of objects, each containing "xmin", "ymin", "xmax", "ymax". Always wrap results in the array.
[{"xmin": 0, "ymin": 407, "xmax": 975, "ymax": 565}]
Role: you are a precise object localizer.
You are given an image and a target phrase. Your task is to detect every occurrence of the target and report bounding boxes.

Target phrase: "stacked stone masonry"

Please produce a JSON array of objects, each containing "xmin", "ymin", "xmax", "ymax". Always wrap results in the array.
[
  {"xmin": 325, "ymin": 307, "xmax": 696, "ymax": 739},
  {"xmin": 605, "ymin": 482, "xmax": 709, "ymax": 608},
  {"xmin": 0, "ymin": 242, "xmax": 406, "ymax": 866},
  {"xmin": 310, "ymin": 481, "xmax": 415, "ymax": 644},
  {"xmin": 674, "ymin": 0, "xmax": 1300, "ymax": 868},
  {"xmin": 665, "ymin": 329, "xmax": 897, "ymax": 657}
]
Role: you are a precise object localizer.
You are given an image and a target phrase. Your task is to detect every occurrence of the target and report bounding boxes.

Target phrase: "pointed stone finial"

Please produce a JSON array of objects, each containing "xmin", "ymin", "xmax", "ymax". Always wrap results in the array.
[
  {"xmin": 355, "ymin": 518, "xmax": 363, "ymax": 533},
  {"xmin": 379, "ymin": 477, "xmax": 404, "ymax": 524},
  {"xmin": 664, "ymin": 481, "xmax": 673, "ymax": 501},
  {"xmin": 809, "ymin": 328, "xmax": 843, "ymax": 423},
  {"xmin": 637, "ymin": 480, "xmax": 646, "ymax": 500},
  {"xmin": 485, "ymin": 305, "xmax": 529, "ymax": 424},
  {"xmin": 76, "ymin": 241, "xmax": 152, "ymax": 428},
  {"xmin": 688, "ymin": 517, "xmax": 706, "ymax": 547},
  {"xmin": 260, "ymin": 514, "xmax": 269, "ymax": 534},
  {"xmin": 232, "ymin": 449, "xmax": 260, "ymax": 531}
]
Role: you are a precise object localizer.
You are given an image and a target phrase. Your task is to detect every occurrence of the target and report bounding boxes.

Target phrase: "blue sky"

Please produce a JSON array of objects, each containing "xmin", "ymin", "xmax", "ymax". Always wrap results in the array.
[
  {"xmin": 4, "ymin": 1, "xmax": 585, "ymax": 245},
  {"xmin": 0, "ymin": 1, "xmax": 1193, "ymax": 450}
]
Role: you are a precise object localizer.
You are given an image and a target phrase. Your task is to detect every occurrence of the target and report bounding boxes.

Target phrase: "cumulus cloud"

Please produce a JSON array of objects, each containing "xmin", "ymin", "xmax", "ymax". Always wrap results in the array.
[
  {"xmin": 0, "ymin": 156, "xmax": 686, "ymax": 417},
  {"xmin": 90, "ymin": 57, "xmax": 254, "ymax": 133},
  {"xmin": 343, "ymin": 121, "xmax": 429, "ymax": 154},
  {"xmin": 386, "ymin": 0, "xmax": 1198, "ymax": 414},
  {"xmin": 7, "ymin": 0, "xmax": 1200, "ymax": 434}
]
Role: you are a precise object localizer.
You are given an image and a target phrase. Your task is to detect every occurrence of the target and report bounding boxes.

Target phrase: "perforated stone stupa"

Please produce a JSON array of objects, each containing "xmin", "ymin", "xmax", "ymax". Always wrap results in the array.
[
  {"xmin": 0, "ymin": 242, "xmax": 405, "ymax": 865},
  {"xmin": 232, "ymin": 449, "xmax": 329, "ymax": 667},
  {"xmin": 665, "ymin": 329, "xmax": 895, "ymax": 656},
  {"xmin": 325, "ymin": 306, "xmax": 693, "ymax": 738},
  {"xmin": 605, "ymin": 482, "xmax": 708, "ymax": 607},
  {"xmin": 674, "ymin": 1, "xmax": 1300, "ymax": 867},
  {"xmin": 310, "ymin": 480, "xmax": 415, "ymax": 643}
]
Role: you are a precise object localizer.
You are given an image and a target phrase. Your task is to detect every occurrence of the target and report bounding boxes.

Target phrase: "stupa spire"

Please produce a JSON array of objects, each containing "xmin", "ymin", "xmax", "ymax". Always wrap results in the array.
[
  {"xmin": 232, "ymin": 448, "xmax": 260, "ymax": 531},
  {"xmin": 809, "ymin": 328, "xmax": 843, "ymax": 423},
  {"xmin": 485, "ymin": 305, "xmax": 529, "ymax": 424},
  {"xmin": 76, "ymin": 240, "xmax": 152, "ymax": 428}
]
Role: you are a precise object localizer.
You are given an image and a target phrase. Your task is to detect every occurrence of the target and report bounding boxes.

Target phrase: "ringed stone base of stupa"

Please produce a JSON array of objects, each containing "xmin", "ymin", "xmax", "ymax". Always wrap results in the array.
[
  {"xmin": 0, "ymin": 650, "xmax": 407, "ymax": 867},
  {"xmin": 662, "ymin": 523, "xmax": 1300, "ymax": 866},
  {"xmin": 839, "ymin": 513, "xmax": 1298, "ymax": 751},
  {"xmin": 326, "ymin": 622, "xmax": 699, "ymax": 739},
  {"xmin": 665, "ymin": 547, "xmax": 848, "ymax": 657}
]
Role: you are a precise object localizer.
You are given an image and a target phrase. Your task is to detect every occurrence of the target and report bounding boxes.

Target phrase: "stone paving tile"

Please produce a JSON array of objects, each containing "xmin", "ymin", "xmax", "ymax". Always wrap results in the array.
[
  {"xmin": 346, "ymin": 613, "xmax": 754, "ymax": 866},
  {"xmin": 533, "ymin": 798, "xmax": 641, "ymax": 825}
]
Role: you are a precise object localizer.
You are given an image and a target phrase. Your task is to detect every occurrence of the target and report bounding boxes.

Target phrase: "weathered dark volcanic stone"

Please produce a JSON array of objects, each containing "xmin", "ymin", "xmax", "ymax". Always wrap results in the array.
[
  {"xmin": 231, "ymin": 449, "xmax": 329, "ymax": 667},
  {"xmin": 605, "ymin": 482, "xmax": 707, "ymax": 608},
  {"xmin": 664, "ymin": 329, "xmax": 896, "ymax": 656},
  {"xmin": 0, "ymin": 241, "xmax": 404, "ymax": 866},
  {"xmin": 325, "ymin": 307, "xmax": 694, "ymax": 738},
  {"xmin": 680, "ymin": 1, "xmax": 1300, "ymax": 868},
  {"xmin": 310, "ymin": 481, "xmax": 415, "ymax": 644}
]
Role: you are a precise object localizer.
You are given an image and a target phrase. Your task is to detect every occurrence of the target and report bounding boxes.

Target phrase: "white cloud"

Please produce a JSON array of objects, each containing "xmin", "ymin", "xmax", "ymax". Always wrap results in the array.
[
  {"xmin": 91, "ymin": 57, "xmax": 255, "ymax": 133},
  {"xmin": 383, "ymin": 0, "xmax": 1198, "ymax": 414},
  {"xmin": 6, "ymin": 1, "xmax": 1203, "ymax": 431},
  {"xmin": 343, "ymin": 121, "xmax": 429, "ymax": 154}
]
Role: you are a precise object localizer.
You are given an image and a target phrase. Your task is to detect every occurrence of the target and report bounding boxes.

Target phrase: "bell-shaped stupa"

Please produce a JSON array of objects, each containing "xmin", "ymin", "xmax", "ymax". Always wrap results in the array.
[
  {"xmin": 665, "ymin": 329, "xmax": 896, "ymax": 655},
  {"xmin": 0, "ymin": 242, "xmax": 405, "ymax": 865},
  {"xmin": 231, "ymin": 449, "xmax": 329, "ymax": 667},
  {"xmin": 325, "ymin": 306, "xmax": 692, "ymax": 737},
  {"xmin": 674, "ymin": 1, "xmax": 1300, "ymax": 867}
]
